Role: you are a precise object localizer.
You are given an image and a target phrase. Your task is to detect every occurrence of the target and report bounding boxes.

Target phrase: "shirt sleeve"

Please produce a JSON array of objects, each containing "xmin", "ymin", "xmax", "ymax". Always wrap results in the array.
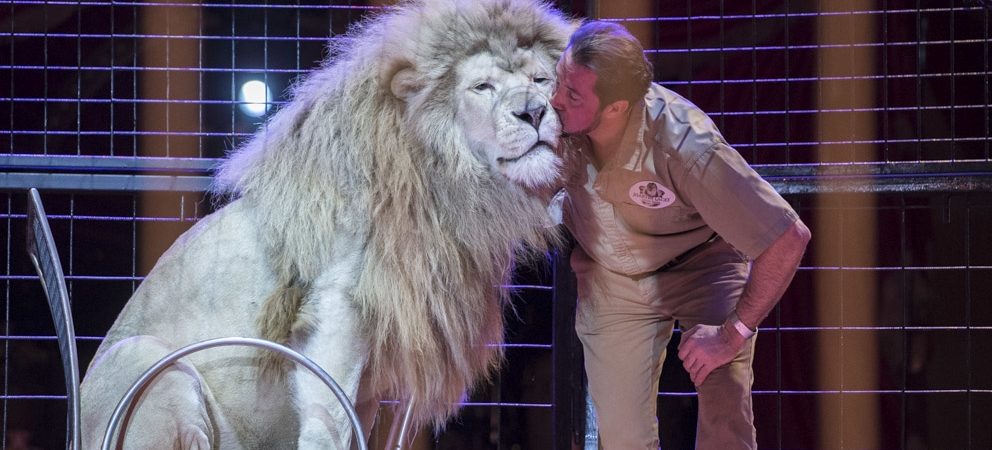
[{"xmin": 676, "ymin": 142, "xmax": 799, "ymax": 259}]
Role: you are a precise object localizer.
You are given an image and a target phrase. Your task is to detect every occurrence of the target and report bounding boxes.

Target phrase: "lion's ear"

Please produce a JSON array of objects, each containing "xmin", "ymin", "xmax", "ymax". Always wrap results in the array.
[{"xmin": 390, "ymin": 67, "xmax": 425, "ymax": 100}]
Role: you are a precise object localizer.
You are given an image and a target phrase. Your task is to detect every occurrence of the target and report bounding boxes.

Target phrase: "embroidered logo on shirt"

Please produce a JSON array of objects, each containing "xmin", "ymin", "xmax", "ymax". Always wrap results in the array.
[{"xmin": 628, "ymin": 181, "xmax": 675, "ymax": 209}]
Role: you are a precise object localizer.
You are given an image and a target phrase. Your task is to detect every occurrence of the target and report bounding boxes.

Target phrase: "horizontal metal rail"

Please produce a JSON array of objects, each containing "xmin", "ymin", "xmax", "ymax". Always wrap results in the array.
[
  {"xmin": 0, "ymin": 155, "xmax": 216, "ymax": 192},
  {"xmin": 762, "ymin": 160, "xmax": 992, "ymax": 194},
  {"xmin": 0, "ymin": 154, "xmax": 989, "ymax": 193}
]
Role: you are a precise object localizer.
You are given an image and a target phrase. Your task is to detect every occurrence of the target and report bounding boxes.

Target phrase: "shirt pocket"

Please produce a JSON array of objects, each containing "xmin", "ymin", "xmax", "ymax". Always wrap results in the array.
[
  {"xmin": 614, "ymin": 203, "xmax": 702, "ymax": 235},
  {"xmin": 595, "ymin": 168, "xmax": 702, "ymax": 235}
]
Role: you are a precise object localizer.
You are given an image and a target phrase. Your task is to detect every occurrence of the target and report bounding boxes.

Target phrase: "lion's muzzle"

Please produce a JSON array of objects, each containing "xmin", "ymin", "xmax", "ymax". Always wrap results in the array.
[
  {"xmin": 513, "ymin": 104, "xmax": 546, "ymax": 130},
  {"xmin": 506, "ymin": 88, "xmax": 552, "ymax": 131}
]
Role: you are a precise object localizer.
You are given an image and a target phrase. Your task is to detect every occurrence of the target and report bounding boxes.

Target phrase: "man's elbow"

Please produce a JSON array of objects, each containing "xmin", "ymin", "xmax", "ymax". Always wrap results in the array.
[{"xmin": 789, "ymin": 218, "xmax": 812, "ymax": 250}]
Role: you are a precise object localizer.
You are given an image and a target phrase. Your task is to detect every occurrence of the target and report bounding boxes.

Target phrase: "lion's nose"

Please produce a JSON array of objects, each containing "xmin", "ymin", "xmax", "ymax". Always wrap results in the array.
[{"xmin": 513, "ymin": 104, "xmax": 546, "ymax": 130}]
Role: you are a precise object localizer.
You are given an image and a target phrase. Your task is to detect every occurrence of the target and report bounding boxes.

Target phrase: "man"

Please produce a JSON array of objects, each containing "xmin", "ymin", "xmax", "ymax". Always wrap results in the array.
[{"xmin": 551, "ymin": 21, "xmax": 811, "ymax": 449}]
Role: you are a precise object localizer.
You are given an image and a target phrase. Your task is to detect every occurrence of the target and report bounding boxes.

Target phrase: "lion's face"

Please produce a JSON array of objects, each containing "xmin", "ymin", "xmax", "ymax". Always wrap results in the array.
[{"xmin": 454, "ymin": 50, "xmax": 562, "ymax": 189}]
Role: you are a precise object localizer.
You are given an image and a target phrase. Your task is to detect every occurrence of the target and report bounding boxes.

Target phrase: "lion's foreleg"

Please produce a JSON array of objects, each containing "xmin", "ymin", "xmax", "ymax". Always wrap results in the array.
[
  {"xmin": 292, "ymin": 250, "xmax": 375, "ymax": 449},
  {"xmin": 81, "ymin": 335, "xmax": 218, "ymax": 450},
  {"xmin": 293, "ymin": 289, "xmax": 370, "ymax": 449}
]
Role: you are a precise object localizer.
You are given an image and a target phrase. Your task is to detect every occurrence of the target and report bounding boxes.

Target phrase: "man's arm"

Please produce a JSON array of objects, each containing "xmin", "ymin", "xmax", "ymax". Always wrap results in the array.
[
  {"xmin": 677, "ymin": 218, "xmax": 811, "ymax": 386},
  {"xmin": 734, "ymin": 218, "xmax": 812, "ymax": 331}
]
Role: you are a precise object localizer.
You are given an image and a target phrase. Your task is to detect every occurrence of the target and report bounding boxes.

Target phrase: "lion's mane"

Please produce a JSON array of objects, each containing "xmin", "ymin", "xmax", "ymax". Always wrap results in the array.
[{"xmin": 213, "ymin": 0, "xmax": 571, "ymax": 429}]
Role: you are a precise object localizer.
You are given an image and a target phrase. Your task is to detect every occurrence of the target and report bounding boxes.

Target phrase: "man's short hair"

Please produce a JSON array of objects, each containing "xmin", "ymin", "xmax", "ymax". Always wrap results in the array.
[{"xmin": 566, "ymin": 21, "xmax": 654, "ymax": 106}]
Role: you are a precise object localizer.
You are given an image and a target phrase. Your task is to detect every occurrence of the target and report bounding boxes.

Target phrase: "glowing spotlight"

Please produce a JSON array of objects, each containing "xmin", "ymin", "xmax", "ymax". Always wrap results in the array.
[{"xmin": 239, "ymin": 80, "xmax": 272, "ymax": 117}]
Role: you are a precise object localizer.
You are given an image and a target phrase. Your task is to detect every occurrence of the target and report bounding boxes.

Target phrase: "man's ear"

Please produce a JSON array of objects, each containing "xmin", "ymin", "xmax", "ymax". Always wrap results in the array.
[
  {"xmin": 603, "ymin": 99, "xmax": 630, "ymax": 118},
  {"xmin": 390, "ymin": 66, "xmax": 425, "ymax": 100}
]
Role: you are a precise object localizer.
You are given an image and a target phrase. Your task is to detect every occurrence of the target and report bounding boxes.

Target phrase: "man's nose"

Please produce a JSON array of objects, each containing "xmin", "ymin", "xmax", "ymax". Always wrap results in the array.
[{"xmin": 550, "ymin": 90, "xmax": 563, "ymax": 111}]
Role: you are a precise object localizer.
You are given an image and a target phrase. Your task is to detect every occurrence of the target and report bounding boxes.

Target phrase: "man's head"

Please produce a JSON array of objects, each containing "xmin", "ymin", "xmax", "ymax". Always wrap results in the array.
[{"xmin": 551, "ymin": 21, "xmax": 653, "ymax": 135}]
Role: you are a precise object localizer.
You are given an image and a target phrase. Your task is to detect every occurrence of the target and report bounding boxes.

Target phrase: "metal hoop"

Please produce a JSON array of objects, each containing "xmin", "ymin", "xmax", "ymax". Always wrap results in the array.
[{"xmin": 101, "ymin": 337, "xmax": 368, "ymax": 450}]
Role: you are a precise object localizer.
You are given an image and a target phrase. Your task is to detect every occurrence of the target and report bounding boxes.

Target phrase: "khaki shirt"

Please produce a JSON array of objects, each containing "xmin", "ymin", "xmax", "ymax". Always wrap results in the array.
[{"xmin": 563, "ymin": 84, "xmax": 799, "ymax": 277}]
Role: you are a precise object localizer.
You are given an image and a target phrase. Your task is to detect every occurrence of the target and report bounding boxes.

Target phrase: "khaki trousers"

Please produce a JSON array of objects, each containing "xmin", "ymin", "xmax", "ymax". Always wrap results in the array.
[{"xmin": 573, "ymin": 237, "xmax": 757, "ymax": 450}]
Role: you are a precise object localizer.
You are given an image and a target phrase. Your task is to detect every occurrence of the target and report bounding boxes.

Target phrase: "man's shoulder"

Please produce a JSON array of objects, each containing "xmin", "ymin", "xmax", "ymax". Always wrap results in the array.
[
  {"xmin": 644, "ymin": 84, "xmax": 701, "ymax": 120},
  {"xmin": 643, "ymin": 83, "xmax": 726, "ymax": 164}
]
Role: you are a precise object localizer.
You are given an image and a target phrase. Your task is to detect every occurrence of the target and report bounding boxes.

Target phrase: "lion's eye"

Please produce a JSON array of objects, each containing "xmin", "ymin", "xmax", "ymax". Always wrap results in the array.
[
  {"xmin": 472, "ymin": 82, "xmax": 495, "ymax": 92},
  {"xmin": 534, "ymin": 76, "xmax": 551, "ymax": 84}
]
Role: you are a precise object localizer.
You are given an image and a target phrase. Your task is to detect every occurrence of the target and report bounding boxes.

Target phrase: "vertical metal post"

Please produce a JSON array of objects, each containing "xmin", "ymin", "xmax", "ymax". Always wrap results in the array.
[
  {"xmin": 137, "ymin": 1, "xmax": 201, "ymax": 275},
  {"xmin": 814, "ymin": 2, "xmax": 881, "ymax": 448},
  {"xmin": 551, "ymin": 239, "xmax": 585, "ymax": 450}
]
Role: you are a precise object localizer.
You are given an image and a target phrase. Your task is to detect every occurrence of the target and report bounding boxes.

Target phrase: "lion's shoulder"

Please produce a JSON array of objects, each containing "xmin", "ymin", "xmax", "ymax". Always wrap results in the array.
[{"xmin": 143, "ymin": 199, "xmax": 269, "ymax": 290}]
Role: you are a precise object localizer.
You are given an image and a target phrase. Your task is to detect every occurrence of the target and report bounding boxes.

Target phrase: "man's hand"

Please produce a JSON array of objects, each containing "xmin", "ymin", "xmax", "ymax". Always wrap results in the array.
[{"xmin": 677, "ymin": 322, "xmax": 748, "ymax": 386}]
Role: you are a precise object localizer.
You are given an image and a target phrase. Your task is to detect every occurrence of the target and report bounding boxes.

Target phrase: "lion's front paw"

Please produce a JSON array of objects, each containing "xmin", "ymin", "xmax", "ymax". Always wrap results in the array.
[{"xmin": 178, "ymin": 425, "xmax": 211, "ymax": 450}]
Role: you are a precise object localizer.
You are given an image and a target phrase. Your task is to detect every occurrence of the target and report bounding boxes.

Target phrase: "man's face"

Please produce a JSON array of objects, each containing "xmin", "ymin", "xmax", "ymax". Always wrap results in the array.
[{"xmin": 551, "ymin": 51, "xmax": 603, "ymax": 135}]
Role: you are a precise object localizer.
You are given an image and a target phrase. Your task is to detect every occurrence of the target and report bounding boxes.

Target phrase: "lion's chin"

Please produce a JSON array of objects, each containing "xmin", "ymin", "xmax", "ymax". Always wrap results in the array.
[{"xmin": 498, "ymin": 143, "xmax": 561, "ymax": 189}]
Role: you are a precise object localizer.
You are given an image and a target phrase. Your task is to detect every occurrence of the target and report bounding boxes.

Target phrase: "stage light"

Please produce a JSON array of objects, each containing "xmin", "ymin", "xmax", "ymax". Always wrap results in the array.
[{"xmin": 239, "ymin": 80, "xmax": 272, "ymax": 117}]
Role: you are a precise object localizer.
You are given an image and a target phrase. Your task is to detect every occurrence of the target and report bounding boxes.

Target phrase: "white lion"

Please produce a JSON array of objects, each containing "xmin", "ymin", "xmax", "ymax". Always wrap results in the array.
[{"xmin": 79, "ymin": 0, "xmax": 571, "ymax": 448}]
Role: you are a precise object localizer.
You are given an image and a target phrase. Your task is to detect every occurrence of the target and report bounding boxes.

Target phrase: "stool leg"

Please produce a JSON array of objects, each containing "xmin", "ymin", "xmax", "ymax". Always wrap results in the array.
[{"xmin": 384, "ymin": 399, "xmax": 416, "ymax": 450}]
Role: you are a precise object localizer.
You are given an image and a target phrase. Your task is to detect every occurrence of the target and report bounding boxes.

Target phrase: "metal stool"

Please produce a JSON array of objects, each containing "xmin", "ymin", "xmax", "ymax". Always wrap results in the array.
[{"xmin": 27, "ymin": 188, "xmax": 416, "ymax": 449}]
